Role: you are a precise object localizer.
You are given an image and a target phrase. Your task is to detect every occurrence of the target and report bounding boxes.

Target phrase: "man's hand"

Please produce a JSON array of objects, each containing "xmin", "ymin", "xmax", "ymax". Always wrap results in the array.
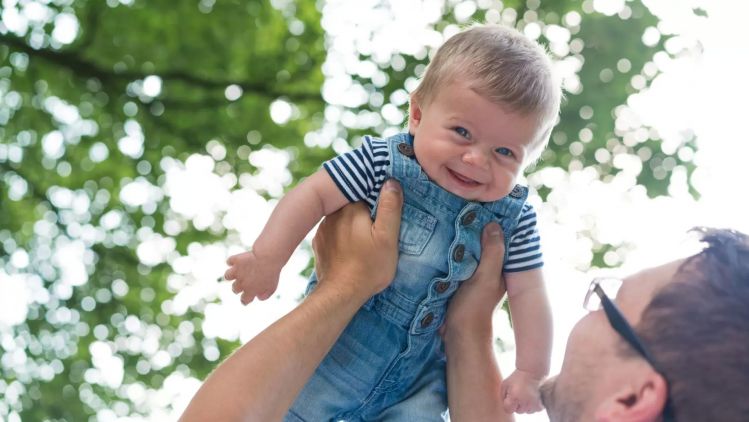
[
  {"xmin": 312, "ymin": 179, "xmax": 403, "ymax": 299},
  {"xmin": 443, "ymin": 222, "xmax": 507, "ymax": 338},
  {"xmin": 180, "ymin": 180, "xmax": 403, "ymax": 422},
  {"xmin": 443, "ymin": 223, "xmax": 515, "ymax": 422}
]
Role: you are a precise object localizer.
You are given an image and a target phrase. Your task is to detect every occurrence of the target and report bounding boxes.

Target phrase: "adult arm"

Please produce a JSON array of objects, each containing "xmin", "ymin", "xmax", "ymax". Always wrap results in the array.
[
  {"xmin": 180, "ymin": 180, "xmax": 403, "ymax": 422},
  {"xmin": 443, "ymin": 223, "xmax": 515, "ymax": 422}
]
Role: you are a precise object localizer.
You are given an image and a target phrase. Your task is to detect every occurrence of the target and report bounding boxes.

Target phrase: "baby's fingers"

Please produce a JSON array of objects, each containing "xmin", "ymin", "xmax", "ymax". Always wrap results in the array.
[
  {"xmin": 526, "ymin": 395, "xmax": 544, "ymax": 413},
  {"xmin": 503, "ymin": 395, "xmax": 518, "ymax": 414},
  {"xmin": 529, "ymin": 400, "xmax": 544, "ymax": 413},
  {"xmin": 231, "ymin": 280, "xmax": 243, "ymax": 294},
  {"xmin": 224, "ymin": 266, "xmax": 238, "ymax": 281},
  {"xmin": 240, "ymin": 291, "xmax": 256, "ymax": 305},
  {"xmin": 257, "ymin": 290, "xmax": 273, "ymax": 301},
  {"xmin": 517, "ymin": 399, "xmax": 532, "ymax": 414},
  {"xmin": 516, "ymin": 394, "xmax": 543, "ymax": 414}
]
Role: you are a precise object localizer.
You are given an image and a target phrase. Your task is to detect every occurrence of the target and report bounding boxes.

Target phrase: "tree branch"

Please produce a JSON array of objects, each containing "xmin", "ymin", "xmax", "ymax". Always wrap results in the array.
[{"xmin": 0, "ymin": 32, "xmax": 322, "ymax": 102}]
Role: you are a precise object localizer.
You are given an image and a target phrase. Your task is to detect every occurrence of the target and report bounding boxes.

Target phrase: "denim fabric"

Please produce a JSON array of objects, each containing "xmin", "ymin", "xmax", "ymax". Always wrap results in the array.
[{"xmin": 286, "ymin": 133, "xmax": 528, "ymax": 421}]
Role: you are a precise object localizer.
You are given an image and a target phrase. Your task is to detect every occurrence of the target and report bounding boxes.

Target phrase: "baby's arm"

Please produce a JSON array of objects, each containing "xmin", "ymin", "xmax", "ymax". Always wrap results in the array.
[
  {"xmin": 502, "ymin": 268, "xmax": 552, "ymax": 413},
  {"xmin": 225, "ymin": 169, "xmax": 348, "ymax": 304}
]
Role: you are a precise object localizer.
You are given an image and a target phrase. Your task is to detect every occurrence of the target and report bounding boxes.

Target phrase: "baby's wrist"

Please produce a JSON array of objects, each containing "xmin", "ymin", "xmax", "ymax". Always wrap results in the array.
[
  {"xmin": 250, "ymin": 244, "xmax": 285, "ymax": 269},
  {"xmin": 513, "ymin": 367, "xmax": 546, "ymax": 382}
]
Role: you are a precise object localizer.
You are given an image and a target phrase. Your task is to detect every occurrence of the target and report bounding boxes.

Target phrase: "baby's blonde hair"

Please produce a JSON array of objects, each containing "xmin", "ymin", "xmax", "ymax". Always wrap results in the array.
[{"xmin": 412, "ymin": 24, "xmax": 562, "ymax": 158}]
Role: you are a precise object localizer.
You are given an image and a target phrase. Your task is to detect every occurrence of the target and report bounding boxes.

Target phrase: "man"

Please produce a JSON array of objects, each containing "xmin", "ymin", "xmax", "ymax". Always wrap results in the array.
[
  {"xmin": 181, "ymin": 179, "xmax": 749, "ymax": 421},
  {"xmin": 444, "ymin": 225, "xmax": 749, "ymax": 421}
]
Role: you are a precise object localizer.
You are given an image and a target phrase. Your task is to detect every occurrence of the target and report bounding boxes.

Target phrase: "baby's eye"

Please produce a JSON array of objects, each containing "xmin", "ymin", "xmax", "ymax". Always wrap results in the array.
[
  {"xmin": 495, "ymin": 147, "xmax": 515, "ymax": 158},
  {"xmin": 453, "ymin": 126, "xmax": 470, "ymax": 139}
]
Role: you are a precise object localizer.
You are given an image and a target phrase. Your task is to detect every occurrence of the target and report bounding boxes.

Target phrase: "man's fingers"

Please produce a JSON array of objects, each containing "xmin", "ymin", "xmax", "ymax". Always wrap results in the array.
[
  {"xmin": 474, "ymin": 222, "xmax": 505, "ymax": 279},
  {"xmin": 224, "ymin": 267, "xmax": 237, "ymax": 281},
  {"xmin": 372, "ymin": 179, "xmax": 403, "ymax": 245}
]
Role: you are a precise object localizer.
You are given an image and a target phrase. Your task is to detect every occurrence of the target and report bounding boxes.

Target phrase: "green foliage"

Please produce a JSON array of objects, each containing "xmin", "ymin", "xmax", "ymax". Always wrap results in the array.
[
  {"xmin": 1, "ymin": 1, "xmax": 325, "ymax": 419},
  {"xmin": 0, "ymin": 0, "xmax": 699, "ymax": 419}
]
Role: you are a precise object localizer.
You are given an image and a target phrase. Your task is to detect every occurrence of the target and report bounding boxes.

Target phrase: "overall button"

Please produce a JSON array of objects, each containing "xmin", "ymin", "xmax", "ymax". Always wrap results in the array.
[
  {"xmin": 397, "ymin": 142, "xmax": 414, "ymax": 157},
  {"xmin": 434, "ymin": 281, "xmax": 450, "ymax": 293},
  {"xmin": 453, "ymin": 244, "xmax": 465, "ymax": 262},
  {"xmin": 509, "ymin": 184, "xmax": 525, "ymax": 198},
  {"xmin": 420, "ymin": 312, "xmax": 434, "ymax": 328},
  {"xmin": 461, "ymin": 211, "xmax": 476, "ymax": 226}
]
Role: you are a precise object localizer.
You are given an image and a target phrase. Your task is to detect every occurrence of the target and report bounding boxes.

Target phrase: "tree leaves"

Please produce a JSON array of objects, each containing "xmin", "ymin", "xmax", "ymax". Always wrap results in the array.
[{"xmin": 0, "ymin": 0, "xmax": 694, "ymax": 418}]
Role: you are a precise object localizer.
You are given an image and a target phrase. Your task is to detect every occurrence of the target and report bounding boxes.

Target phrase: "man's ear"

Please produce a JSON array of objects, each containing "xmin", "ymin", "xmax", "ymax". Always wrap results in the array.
[
  {"xmin": 408, "ymin": 94, "xmax": 423, "ymax": 134},
  {"xmin": 593, "ymin": 372, "xmax": 668, "ymax": 422}
]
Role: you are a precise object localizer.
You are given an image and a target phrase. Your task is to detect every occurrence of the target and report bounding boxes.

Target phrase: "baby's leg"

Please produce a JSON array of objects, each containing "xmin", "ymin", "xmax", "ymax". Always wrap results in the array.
[
  {"xmin": 285, "ymin": 304, "xmax": 403, "ymax": 421},
  {"xmin": 284, "ymin": 364, "xmax": 359, "ymax": 422},
  {"xmin": 365, "ymin": 356, "xmax": 447, "ymax": 422}
]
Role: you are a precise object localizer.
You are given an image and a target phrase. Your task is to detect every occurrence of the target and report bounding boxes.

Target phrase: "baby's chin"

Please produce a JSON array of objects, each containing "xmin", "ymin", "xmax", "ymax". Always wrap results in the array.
[{"xmin": 441, "ymin": 183, "xmax": 508, "ymax": 203}]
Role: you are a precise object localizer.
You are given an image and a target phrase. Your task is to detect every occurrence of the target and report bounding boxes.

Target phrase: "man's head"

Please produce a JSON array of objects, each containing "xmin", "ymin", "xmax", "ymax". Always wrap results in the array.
[
  {"xmin": 541, "ymin": 228, "xmax": 749, "ymax": 421},
  {"xmin": 407, "ymin": 24, "xmax": 561, "ymax": 202}
]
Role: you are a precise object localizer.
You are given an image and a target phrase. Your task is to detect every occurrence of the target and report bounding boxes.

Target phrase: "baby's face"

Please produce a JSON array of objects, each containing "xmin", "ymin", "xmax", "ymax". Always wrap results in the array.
[{"xmin": 409, "ymin": 80, "xmax": 541, "ymax": 202}]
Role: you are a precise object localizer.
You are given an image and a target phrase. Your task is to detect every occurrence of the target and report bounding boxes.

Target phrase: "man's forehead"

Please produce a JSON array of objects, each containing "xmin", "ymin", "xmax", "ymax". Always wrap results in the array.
[{"xmin": 617, "ymin": 258, "xmax": 689, "ymax": 323}]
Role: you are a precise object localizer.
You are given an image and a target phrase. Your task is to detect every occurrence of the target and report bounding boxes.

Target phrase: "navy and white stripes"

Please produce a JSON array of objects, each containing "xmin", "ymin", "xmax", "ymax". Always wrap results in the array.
[
  {"xmin": 323, "ymin": 136, "xmax": 390, "ymax": 208},
  {"xmin": 323, "ymin": 136, "xmax": 543, "ymax": 273},
  {"xmin": 505, "ymin": 203, "xmax": 543, "ymax": 272}
]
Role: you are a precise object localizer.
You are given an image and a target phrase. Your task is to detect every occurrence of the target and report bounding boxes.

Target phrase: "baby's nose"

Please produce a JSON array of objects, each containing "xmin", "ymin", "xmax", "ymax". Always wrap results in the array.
[{"xmin": 462, "ymin": 149, "xmax": 489, "ymax": 168}]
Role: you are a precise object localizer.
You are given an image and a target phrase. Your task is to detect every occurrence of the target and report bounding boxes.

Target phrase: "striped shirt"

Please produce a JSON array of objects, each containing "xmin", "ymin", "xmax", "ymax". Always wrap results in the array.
[{"xmin": 323, "ymin": 136, "xmax": 543, "ymax": 273}]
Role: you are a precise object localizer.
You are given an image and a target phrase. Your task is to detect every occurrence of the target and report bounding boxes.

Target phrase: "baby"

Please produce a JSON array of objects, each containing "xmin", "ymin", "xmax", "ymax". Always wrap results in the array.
[{"xmin": 225, "ymin": 24, "xmax": 561, "ymax": 419}]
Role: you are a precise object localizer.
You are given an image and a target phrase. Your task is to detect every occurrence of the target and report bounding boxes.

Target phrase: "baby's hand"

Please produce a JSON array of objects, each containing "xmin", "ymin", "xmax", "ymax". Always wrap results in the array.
[
  {"xmin": 501, "ymin": 369, "xmax": 544, "ymax": 414},
  {"xmin": 224, "ymin": 250, "xmax": 282, "ymax": 305}
]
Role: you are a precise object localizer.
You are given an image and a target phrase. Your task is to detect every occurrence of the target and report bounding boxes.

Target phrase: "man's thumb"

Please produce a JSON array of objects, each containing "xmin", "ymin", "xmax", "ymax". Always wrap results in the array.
[
  {"xmin": 476, "ymin": 222, "xmax": 505, "ymax": 276},
  {"xmin": 373, "ymin": 179, "xmax": 403, "ymax": 243}
]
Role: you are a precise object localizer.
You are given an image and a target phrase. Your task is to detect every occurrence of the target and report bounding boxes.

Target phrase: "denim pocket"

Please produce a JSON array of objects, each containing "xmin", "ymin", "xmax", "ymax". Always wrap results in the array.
[
  {"xmin": 398, "ymin": 203, "xmax": 437, "ymax": 255},
  {"xmin": 322, "ymin": 307, "xmax": 402, "ymax": 395}
]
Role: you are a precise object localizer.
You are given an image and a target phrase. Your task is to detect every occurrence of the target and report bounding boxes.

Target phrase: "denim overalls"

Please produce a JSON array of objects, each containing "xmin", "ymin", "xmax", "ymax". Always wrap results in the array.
[{"xmin": 287, "ymin": 133, "xmax": 528, "ymax": 421}]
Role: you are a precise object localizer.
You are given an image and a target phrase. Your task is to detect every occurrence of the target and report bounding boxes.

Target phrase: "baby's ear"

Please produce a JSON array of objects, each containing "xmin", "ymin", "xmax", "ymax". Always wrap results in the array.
[{"xmin": 408, "ymin": 94, "xmax": 423, "ymax": 134}]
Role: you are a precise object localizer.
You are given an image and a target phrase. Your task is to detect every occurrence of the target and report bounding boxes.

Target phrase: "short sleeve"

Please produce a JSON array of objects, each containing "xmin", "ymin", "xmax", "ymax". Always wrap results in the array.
[
  {"xmin": 323, "ymin": 135, "xmax": 390, "ymax": 208},
  {"xmin": 504, "ymin": 203, "xmax": 544, "ymax": 272}
]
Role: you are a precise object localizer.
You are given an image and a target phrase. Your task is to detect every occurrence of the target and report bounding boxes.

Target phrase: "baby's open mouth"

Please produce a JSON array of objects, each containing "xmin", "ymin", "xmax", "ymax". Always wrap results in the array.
[{"xmin": 448, "ymin": 168, "xmax": 480, "ymax": 186}]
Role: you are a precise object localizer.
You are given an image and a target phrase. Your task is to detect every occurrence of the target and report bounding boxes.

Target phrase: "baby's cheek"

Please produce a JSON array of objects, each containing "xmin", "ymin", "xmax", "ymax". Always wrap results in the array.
[
  {"xmin": 483, "ymin": 183, "xmax": 512, "ymax": 202},
  {"xmin": 496, "ymin": 172, "xmax": 519, "ymax": 198}
]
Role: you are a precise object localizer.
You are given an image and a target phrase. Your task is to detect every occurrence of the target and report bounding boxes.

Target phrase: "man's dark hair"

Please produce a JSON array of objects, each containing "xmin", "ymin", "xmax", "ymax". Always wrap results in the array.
[{"xmin": 637, "ymin": 228, "xmax": 749, "ymax": 421}]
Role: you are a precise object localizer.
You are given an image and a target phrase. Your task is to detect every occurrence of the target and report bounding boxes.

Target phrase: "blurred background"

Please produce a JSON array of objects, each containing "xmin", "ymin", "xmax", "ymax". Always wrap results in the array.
[{"xmin": 1, "ymin": 0, "xmax": 747, "ymax": 420}]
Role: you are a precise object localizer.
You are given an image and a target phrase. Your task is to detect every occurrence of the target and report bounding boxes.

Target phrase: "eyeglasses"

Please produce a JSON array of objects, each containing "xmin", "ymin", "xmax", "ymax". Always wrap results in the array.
[{"xmin": 584, "ymin": 278, "xmax": 676, "ymax": 422}]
